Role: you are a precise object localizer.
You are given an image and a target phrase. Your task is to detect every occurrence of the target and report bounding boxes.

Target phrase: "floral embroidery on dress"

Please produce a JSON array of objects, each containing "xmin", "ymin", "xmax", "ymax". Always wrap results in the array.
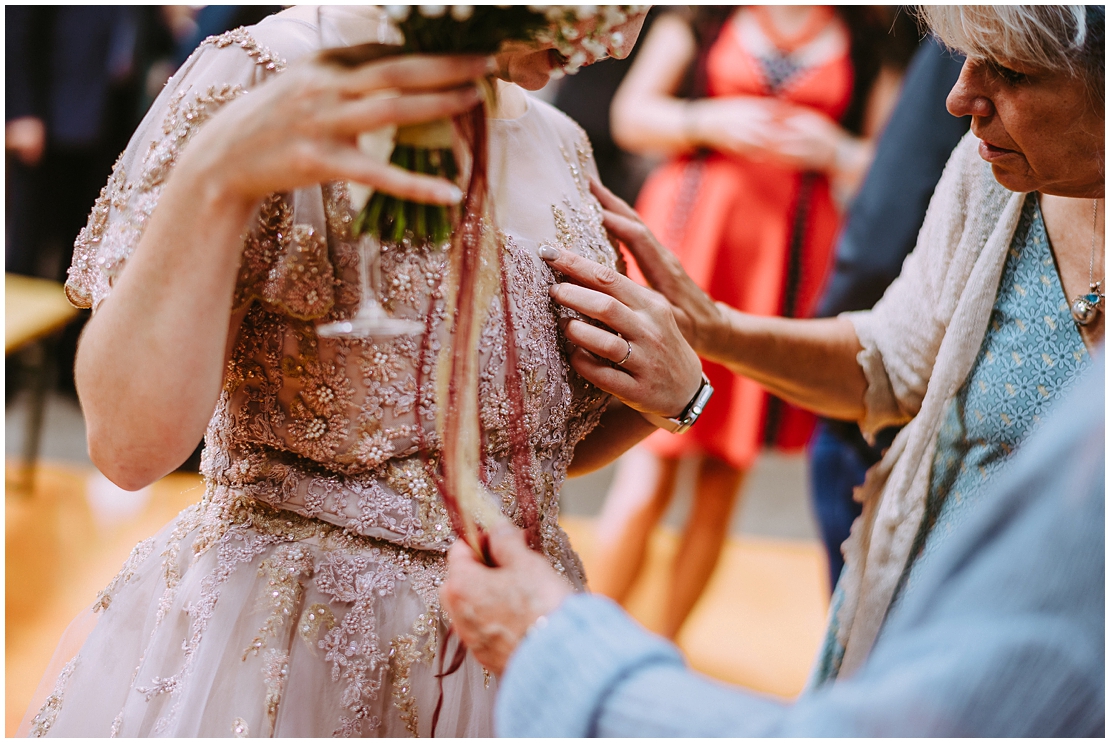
[
  {"xmin": 261, "ymin": 649, "xmax": 290, "ymax": 735},
  {"xmin": 65, "ymin": 83, "xmax": 246, "ymax": 311},
  {"xmin": 243, "ymin": 545, "xmax": 315, "ymax": 661},
  {"xmin": 236, "ymin": 194, "xmax": 337, "ymax": 320},
  {"xmin": 94, "ymin": 535, "xmax": 156, "ymax": 612},
  {"xmin": 66, "ymin": 157, "xmax": 130, "ymax": 308},
  {"xmin": 206, "ymin": 27, "xmax": 287, "ymax": 73},
  {"xmin": 300, "ymin": 603, "xmax": 337, "ymax": 647},
  {"xmin": 388, "ymin": 612, "xmax": 438, "ymax": 736},
  {"xmin": 49, "ymin": 23, "xmax": 616, "ymax": 738},
  {"xmin": 29, "ymin": 658, "xmax": 78, "ymax": 737}
]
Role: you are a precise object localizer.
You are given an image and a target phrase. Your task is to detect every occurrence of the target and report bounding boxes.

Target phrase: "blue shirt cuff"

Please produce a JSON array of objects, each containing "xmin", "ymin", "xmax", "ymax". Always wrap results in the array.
[{"xmin": 496, "ymin": 593, "xmax": 685, "ymax": 736}]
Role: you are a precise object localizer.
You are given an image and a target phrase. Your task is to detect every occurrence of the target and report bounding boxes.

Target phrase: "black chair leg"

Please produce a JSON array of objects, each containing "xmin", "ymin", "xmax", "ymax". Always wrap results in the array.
[{"xmin": 17, "ymin": 336, "xmax": 58, "ymax": 493}]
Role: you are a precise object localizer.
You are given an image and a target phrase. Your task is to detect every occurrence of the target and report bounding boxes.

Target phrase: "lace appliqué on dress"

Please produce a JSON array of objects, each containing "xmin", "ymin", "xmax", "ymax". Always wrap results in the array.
[
  {"xmin": 52, "ymin": 27, "xmax": 614, "ymax": 737},
  {"xmin": 28, "ymin": 658, "xmax": 78, "ymax": 737}
]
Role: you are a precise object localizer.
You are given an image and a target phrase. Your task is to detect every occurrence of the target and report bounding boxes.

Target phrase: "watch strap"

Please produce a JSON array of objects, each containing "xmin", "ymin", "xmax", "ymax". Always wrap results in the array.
[{"xmin": 641, "ymin": 373, "xmax": 714, "ymax": 435}]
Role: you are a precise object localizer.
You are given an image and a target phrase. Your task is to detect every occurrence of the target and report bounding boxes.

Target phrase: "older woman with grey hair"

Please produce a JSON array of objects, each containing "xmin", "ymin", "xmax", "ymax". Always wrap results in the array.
[{"xmin": 437, "ymin": 5, "xmax": 1105, "ymax": 731}]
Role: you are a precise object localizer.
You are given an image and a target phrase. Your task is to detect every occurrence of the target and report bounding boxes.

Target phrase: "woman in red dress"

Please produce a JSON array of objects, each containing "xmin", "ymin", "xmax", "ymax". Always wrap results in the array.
[{"xmin": 597, "ymin": 6, "xmax": 899, "ymax": 637}]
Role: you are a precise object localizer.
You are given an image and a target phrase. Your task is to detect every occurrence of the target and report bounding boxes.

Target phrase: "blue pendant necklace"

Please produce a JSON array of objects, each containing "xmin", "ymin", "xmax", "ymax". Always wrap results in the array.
[{"xmin": 1071, "ymin": 199, "xmax": 1104, "ymax": 327}]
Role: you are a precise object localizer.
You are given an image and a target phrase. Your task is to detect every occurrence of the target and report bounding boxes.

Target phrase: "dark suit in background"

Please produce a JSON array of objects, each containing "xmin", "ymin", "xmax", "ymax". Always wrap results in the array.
[{"xmin": 6, "ymin": 5, "xmax": 142, "ymax": 280}]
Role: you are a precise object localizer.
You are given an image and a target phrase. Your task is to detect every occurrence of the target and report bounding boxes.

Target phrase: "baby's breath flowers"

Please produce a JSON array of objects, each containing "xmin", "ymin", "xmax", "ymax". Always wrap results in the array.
[
  {"xmin": 531, "ymin": 5, "xmax": 646, "ymax": 75},
  {"xmin": 350, "ymin": 5, "xmax": 646, "ymax": 242}
]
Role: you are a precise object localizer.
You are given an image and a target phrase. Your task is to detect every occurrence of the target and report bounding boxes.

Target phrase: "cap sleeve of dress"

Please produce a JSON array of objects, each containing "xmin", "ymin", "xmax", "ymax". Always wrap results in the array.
[{"xmin": 65, "ymin": 25, "xmax": 337, "ymax": 321}]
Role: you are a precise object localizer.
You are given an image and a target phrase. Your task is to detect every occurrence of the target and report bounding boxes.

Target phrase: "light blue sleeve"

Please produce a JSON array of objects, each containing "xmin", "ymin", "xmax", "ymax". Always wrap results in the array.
[
  {"xmin": 495, "ymin": 594, "xmax": 786, "ymax": 737},
  {"xmin": 791, "ymin": 353, "xmax": 1104, "ymax": 737},
  {"xmin": 496, "ymin": 357, "xmax": 1104, "ymax": 738}
]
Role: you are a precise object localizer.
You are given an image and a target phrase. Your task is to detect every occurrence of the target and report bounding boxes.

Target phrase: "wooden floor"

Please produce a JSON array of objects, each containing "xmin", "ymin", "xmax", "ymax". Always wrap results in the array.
[
  {"xmin": 561, "ymin": 517, "xmax": 829, "ymax": 697},
  {"xmin": 6, "ymin": 462, "xmax": 829, "ymax": 736}
]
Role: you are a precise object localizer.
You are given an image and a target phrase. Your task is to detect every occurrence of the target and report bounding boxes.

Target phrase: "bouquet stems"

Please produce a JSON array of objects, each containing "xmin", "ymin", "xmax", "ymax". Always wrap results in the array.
[{"xmin": 351, "ymin": 118, "xmax": 461, "ymax": 244}]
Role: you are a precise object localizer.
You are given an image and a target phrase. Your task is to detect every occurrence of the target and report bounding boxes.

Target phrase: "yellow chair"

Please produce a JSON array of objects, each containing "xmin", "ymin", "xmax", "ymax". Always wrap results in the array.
[{"xmin": 5, "ymin": 274, "xmax": 82, "ymax": 492}]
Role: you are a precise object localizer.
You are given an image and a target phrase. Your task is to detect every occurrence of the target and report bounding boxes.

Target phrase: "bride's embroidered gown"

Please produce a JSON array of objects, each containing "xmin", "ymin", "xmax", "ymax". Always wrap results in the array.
[{"xmin": 29, "ymin": 10, "xmax": 618, "ymax": 738}]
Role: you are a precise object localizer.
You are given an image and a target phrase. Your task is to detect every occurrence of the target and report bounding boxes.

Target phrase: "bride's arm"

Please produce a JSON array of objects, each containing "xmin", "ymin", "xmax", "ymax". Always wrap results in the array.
[
  {"xmin": 567, "ymin": 404, "xmax": 657, "ymax": 476},
  {"xmin": 77, "ymin": 52, "xmax": 491, "ymax": 490}
]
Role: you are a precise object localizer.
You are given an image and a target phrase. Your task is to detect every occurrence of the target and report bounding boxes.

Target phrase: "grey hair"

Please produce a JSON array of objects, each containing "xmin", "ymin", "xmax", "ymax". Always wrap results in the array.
[
  {"xmin": 919, "ymin": 5, "xmax": 1104, "ymax": 103},
  {"xmin": 919, "ymin": 5, "xmax": 1087, "ymax": 70}
]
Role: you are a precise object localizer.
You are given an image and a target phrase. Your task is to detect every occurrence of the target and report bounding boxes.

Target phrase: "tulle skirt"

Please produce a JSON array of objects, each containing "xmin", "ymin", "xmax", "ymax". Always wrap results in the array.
[{"xmin": 27, "ymin": 488, "xmax": 496, "ymax": 737}]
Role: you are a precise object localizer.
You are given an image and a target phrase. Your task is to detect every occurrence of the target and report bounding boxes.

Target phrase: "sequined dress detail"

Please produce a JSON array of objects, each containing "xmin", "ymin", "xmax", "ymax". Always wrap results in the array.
[{"xmin": 33, "ymin": 15, "xmax": 618, "ymax": 738}]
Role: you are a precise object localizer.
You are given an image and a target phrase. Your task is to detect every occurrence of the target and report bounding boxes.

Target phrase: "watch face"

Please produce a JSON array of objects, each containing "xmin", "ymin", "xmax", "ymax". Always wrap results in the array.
[
  {"xmin": 643, "ymin": 374, "xmax": 713, "ymax": 434},
  {"xmin": 688, "ymin": 376, "xmax": 713, "ymax": 417}
]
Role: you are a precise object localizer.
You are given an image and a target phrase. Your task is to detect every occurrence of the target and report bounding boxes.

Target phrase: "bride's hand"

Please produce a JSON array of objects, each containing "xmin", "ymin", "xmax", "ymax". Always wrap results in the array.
[
  {"xmin": 539, "ymin": 246, "xmax": 703, "ymax": 419},
  {"xmin": 588, "ymin": 178, "xmax": 724, "ymax": 357},
  {"xmin": 178, "ymin": 52, "xmax": 495, "ymax": 209}
]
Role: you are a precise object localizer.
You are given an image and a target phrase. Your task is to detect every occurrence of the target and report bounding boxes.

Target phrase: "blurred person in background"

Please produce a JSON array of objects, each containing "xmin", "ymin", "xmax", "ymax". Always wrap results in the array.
[
  {"xmin": 808, "ymin": 35, "xmax": 970, "ymax": 593},
  {"xmin": 539, "ymin": 3, "xmax": 1103, "ymax": 687},
  {"xmin": 593, "ymin": 5, "xmax": 913, "ymax": 638},
  {"xmin": 6, "ymin": 6, "xmax": 142, "ymax": 282},
  {"xmin": 4, "ymin": 6, "xmax": 280, "ymax": 408},
  {"xmin": 441, "ymin": 8, "xmax": 1105, "ymax": 730},
  {"xmin": 5, "ymin": 6, "xmax": 144, "ymax": 404}
]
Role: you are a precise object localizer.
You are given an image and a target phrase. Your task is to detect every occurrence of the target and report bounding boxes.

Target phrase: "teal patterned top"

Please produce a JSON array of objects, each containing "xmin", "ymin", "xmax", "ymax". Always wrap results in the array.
[{"xmin": 810, "ymin": 194, "xmax": 1093, "ymax": 688}]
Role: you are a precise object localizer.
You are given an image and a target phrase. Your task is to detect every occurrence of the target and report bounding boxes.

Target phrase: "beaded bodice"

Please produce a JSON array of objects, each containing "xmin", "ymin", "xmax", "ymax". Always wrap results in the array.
[
  {"xmin": 65, "ymin": 21, "xmax": 618, "ymax": 568},
  {"xmin": 202, "ymin": 136, "xmax": 617, "ymax": 556}
]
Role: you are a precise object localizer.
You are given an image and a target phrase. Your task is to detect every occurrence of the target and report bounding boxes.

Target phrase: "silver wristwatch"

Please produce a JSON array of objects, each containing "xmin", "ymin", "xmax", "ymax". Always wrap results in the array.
[{"xmin": 641, "ymin": 373, "xmax": 714, "ymax": 435}]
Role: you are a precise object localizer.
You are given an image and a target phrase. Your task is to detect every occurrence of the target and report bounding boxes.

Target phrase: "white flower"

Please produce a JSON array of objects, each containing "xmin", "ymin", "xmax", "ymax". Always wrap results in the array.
[
  {"xmin": 581, "ymin": 36, "xmax": 607, "ymax": 58},
  {"xmin": 450, "ymin": 5, "xmax": 473, "ymax": 21},
  {"xmin": 417, "ymin": 5, "xmax": 446, "ymax": 18},
  {"xmin": 565, "ymin": 50, "xmax": 587, "ymax": 73},
  {"xmin": 574, "ymin": 5, "xmax": 597, "ymax": 20},
  {"xmin": 384, "ymin": 5, "xmax": 411, "ymax": 21},
  {"xmin": 534, "ymin": 28, "xmax": 555, "ymax": 44},
  {"xmin": 602, "ymin": 6, "xmax": 627, "ymax": 27}
]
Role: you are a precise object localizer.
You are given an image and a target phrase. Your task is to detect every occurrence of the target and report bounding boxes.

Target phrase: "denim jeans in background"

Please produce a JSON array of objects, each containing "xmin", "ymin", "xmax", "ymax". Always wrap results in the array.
[{"xmin": 806, "ymin": 420, "xmax": 867, "ymax": 591}]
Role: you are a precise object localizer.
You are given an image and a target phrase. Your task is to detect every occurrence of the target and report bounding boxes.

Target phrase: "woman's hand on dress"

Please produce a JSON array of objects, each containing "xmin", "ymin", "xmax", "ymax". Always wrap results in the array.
[
  {"xmin": 539, "ymin": 244, "xmax": 703, "ymax": 420},
  {"xmin": 179, "ymin": 52, "xmax": 495, "ymax": 209},
  {"xmin": 441, "ymin": 524, "xmax": 572, "ymax": 676},
  {"xmin": 588, "ymin": 178, "xmax": 723, "ymax": 359}
]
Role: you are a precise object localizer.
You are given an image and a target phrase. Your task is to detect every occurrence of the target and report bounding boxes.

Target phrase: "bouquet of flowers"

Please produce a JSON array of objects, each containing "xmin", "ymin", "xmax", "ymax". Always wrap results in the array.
[
  {"xmin": 349, "ymin": 5, "xmax": 642, "ymax": 242},
  {"xmin": 327, "ymin": 5, "xmax": 644, "ymax": 564}
]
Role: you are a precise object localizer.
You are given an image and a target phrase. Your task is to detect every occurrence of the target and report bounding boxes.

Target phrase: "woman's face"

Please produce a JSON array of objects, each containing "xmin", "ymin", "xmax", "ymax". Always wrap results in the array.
[
  {"xmin": 495, "ymin": 11, "xmax": 648, "ymax": 91},
  {"xmin": 947, "ymin": 56, "xmax": 1104, "ymax": 197}
]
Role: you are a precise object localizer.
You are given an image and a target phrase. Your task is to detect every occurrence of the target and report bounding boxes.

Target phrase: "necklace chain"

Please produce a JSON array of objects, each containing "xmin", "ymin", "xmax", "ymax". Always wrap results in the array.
[
  {"xmin": 1072, "ymin": 198, "xmax": 1104, "ymax": 327},
  {"xmin": 1090, "ymin": 198, "xmax": 1099, "ymax": 290}
]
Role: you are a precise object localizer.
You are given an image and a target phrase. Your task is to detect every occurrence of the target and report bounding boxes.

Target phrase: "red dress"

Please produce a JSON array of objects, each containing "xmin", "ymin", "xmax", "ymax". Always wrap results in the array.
[{"xmin": 631, "ymin": 15, "xmax": 853, "ymax": 470}]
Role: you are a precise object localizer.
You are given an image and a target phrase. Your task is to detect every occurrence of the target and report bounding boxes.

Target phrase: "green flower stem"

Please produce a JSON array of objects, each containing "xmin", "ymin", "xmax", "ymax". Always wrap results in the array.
[{"xmin": 351, "ymin": 134, "xmax": 461, "ymax": 246}]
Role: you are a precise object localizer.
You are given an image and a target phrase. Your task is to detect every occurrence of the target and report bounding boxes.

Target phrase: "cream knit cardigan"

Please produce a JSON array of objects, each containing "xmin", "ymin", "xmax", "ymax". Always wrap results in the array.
[{"xmin": 837, "ymin": 131, "xmax": 1028, "ymax": 676}]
